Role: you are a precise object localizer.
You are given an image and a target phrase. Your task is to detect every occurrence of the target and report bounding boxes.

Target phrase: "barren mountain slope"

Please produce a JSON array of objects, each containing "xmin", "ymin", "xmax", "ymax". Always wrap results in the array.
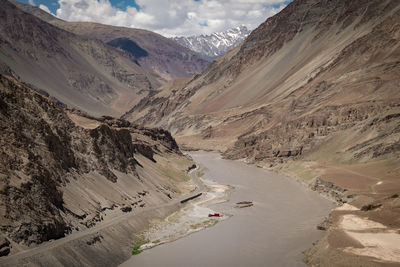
[
  {"xmin": 126, "ymin": 0, "xmax": 400, "ymax": 164},
  {"xmin": 12, "ymin": 1, "xmax": 210, "ymax": 80},
  {"xmin": 0, "ymin": 0, "xmax": 162, "ymax": 117},
  {"xmin": 0, "ymin": 74, "xmax": 195, "ymax": 262},
  {"xmin": 61, "ymin": 23, "xmax": 210, "ymax": 80}
]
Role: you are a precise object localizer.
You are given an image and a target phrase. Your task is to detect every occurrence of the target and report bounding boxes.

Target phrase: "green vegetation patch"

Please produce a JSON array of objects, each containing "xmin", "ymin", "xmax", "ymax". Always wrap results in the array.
[
  {"xmin": 131, "ymin": 235, "xmax": 149, "ymax": 255},
  {"xmin": 132, "ymin": 244, "xmax": 143, "ymax": 255}
]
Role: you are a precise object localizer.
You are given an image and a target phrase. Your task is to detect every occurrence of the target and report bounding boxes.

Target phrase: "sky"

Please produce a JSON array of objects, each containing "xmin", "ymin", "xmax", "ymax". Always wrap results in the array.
[{"xmin": 16, "ymin": 0, "xmax": 292, "ymax": 37}]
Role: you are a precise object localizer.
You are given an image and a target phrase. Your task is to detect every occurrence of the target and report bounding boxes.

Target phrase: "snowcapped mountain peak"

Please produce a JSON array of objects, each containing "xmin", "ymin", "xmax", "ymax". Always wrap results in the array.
[{"xmin": 171, "ymin": 25, "xmax": 251, "ymax": 60}]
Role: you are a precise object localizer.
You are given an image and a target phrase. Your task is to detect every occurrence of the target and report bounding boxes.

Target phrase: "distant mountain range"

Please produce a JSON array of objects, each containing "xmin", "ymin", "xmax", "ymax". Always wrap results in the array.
[{"xmin": 171, "ymin": 25, "xmax": 251, "ymax": 60}]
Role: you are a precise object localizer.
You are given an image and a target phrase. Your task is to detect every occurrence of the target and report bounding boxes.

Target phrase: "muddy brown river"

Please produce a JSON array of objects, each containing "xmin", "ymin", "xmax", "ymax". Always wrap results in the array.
[{"xmin": 121, "ymin": 152, "xmax": 335, "ymax": 267}]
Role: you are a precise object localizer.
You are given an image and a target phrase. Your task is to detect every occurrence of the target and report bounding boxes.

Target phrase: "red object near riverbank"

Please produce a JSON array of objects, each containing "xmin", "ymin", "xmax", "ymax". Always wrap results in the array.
[{"xmin": 208, "ymin": 213, "xmax": 222, "ymax": 217}]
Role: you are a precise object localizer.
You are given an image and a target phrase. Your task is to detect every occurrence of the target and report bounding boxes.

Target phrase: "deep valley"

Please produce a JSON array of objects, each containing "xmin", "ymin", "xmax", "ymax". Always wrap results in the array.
[{"xmin": 0, "ymin": 0, "xmax": 399, "ymax": 266}]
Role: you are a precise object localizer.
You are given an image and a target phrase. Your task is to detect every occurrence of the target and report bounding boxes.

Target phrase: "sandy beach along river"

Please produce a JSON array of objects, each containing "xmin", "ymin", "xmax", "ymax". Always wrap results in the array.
[{"xmin": 121, "ymin": 152, "xmax": 335, "ymax": 267}]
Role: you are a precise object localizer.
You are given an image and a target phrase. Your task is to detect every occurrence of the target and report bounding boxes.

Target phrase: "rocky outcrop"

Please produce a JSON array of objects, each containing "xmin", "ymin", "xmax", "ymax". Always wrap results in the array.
[
  {"xmin": 310, "ymin": 178, "xmax": 348, "ymax": 204},
  {"xmin": 223, "ymin": 100, "xmax": 400, "ymax": 163},
  {"xmin": 68, "ymin": 109, "xmax": 181, "ymax": 154},
  {"xmin": 316, "ymin": 217, "xmax": 331, "ymax": 231},
  {"xmin": 0, "ymin": 74, "xmax": 191, "ymax": 253},
  {"xmin": 0, "ymin": 237, "xmax": 10, "ymax": 256}
]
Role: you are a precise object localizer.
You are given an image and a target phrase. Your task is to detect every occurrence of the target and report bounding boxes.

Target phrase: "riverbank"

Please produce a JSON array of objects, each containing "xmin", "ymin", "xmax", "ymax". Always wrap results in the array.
[
  {"xmin": 0, "ymin": 204, "xmax": 180, "ymax": 267},
  {"xmin": 305, "ymin": 195, "xmax": 400, "ymax": 266},
  {"xmin": 277, "ymin": 160, "xmax": 400, "ymax": 266},
  {"xmin": 135, "ymin": 166, "xmax": 233, "ymax": 252},
  {"xmin": 0, "ymin": 152, "xmax": 199, "ymax": 267},
  {"xmin": 122, "ymin": 152, "xmax": 334, "ymax": 267}
]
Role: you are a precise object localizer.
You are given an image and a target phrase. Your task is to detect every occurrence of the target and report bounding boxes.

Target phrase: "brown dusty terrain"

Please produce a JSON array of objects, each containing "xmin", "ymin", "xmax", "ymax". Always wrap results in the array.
[
  {"xmin": 124, "ymin": 0, "xmax": 400, "ymax": 265},
  {"xmin": 0, "ymin": 74, "xmax": 198, "ymax": 265},
  {"xmin": 282, "ymin": 146, "xmax": 400, "ymax": 266},
  {"xmin": 305, "ymin": 198, "xmax": 400, "ymax": 267}
]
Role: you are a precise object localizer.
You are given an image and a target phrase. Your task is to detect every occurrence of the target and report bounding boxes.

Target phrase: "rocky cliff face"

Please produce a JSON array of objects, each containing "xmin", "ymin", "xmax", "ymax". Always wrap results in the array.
[
  {"xmin": 12, "ymin": 1, "xmax": 210, "ymax": 81},
  {"xmin": 171, "ymin": 25, "xmax": 251, "ymax": 60},
  {"xmin": 0, "ymin": 74, "xmax": 193, "ymax": 256},
  {"xmin": 0, "ymin": 0, "xmax": 162, "ymax": 117}
]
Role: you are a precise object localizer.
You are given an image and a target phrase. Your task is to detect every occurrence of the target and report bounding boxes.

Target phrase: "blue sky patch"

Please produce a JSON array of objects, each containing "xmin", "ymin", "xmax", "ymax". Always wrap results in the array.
[
  {"xmin": 109, "ymin": 0, "xmax": 140, "ymax": 11},
  {"xmin": 272, "ymin": 1, "xmax": 292, "ymax": 9},
  {"xmin": 16, "ymin": 0, "xmax": 59, "ymax": 14},
  {"xmin": 14, "ymin": 0, "xmax": 140, "ymax": 14}
]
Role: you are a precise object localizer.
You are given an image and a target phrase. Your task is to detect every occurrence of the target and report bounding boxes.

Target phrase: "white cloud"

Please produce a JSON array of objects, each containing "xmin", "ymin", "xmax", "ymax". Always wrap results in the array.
[
  {"xmin": 39, "ymin": 4, "xmax": 51, "ymax": 13},
  {"xmin": 28, "ymin": 0, "xmax": 35, "ymax": 6},
  {"xmin": 55, "ymin": 0, "xmax": 289, "ymax": 37}
]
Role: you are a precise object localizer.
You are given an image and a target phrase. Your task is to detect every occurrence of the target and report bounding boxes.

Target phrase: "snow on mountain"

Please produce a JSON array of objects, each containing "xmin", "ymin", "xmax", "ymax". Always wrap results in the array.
[{"xmin": 171, "ymin": 25, "xmax": 251, "ymax": 60}]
